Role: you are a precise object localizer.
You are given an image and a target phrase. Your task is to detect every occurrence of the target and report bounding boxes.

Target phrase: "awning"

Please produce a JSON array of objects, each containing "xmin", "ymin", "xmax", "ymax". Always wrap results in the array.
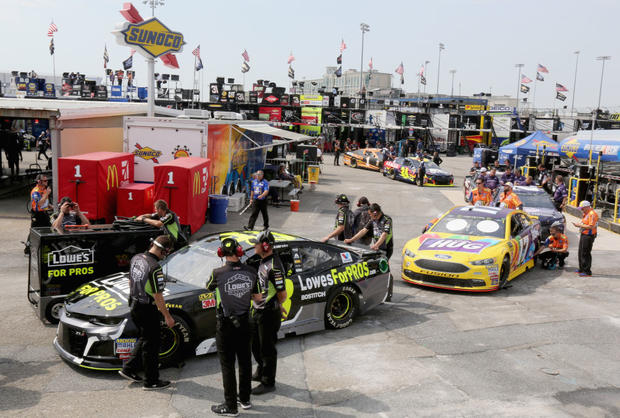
[{"xmin": 235, "ymin": 123, "xmax": 314, "ymax": 150}]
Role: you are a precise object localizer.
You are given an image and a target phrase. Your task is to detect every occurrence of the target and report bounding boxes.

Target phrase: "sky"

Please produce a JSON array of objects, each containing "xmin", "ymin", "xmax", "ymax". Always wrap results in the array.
[{"xmin": 2, "ymin": 0, "xmax": 619, "ymax": 110}]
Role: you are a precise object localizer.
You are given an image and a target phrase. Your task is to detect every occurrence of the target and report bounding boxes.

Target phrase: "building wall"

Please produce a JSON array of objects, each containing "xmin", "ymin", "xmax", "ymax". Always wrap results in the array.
[{"xmin": 304, "ymin": 67, "xmax": 393, "ymax": 96}]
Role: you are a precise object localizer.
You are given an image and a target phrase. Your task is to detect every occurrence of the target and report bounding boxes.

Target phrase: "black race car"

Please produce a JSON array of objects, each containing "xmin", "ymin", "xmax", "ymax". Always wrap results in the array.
[
  {"xmin": 54, "ymin": 231, "xmax": 392, "ymax": 370},
  {"xmin": 383, "ymin": 157, "xmax": 454, "ymax": 186}
]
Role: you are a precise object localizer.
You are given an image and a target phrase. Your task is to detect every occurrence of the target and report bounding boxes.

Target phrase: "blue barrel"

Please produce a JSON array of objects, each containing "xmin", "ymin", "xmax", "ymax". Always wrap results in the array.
[{"xmin": 209, "ymin": 195, "xmax": 229, "ymax": 224}]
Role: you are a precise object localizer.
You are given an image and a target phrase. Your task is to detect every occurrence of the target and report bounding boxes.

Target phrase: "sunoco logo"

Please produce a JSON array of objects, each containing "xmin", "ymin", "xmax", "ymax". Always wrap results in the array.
[
  {"xmin": 117, "ymin": 18, "xmax": 185, "ymax": 58},
  {"xmin": 134, "ymin": 143, "xmax": 162, "ymax": 163},
  {"xmin": 224, "ymin": 274, "xmax": 252, "ymax": 298},
  {"xmin": 48, "ymin": 245, "xmax": 94, "ymax": 267}
]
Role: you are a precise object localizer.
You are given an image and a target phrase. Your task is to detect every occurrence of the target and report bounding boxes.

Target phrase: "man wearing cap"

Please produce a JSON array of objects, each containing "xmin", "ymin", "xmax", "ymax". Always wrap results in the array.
[
  {"xmin": 245, "ymin": 170, "xmax": 270, "ymax": 231},
  {"xmin": 51, "ymin": 197, "xmax": 91, "ymax": 231},
  {"xmin": 321, "ymin": 194, "xmax": 353, "ymax": 242},
  {"xmin": 353, "ymin": 197, "xmax": 372, "ymax": 245},
  {"xmin": 572, "ymin": 201, "xmax": 598, "ymax": 277},
  {"xmin": 469, "ymin": 178, "xmax": 493, "ymax": 206},
  {"xmin": 207, "ymin": 237, "xmax": 260, "ymax": 415},
  {"xmin": 249, "ymin": 230, "xmax": 288, "ymax": 395},
  {"xmin": 534, "ymin": 224, "xmax": 569, "ymax": 269},
  {"xmin": 552, "ymin": 175, "xmax": 568, "ymax": 211},
  {"xmin": 499, "ymin": 183, "xmax": 523, "ymax": 210},
  {"xmin": 485, "ymin": 168, "xmax": 501, "ymax": 191}
]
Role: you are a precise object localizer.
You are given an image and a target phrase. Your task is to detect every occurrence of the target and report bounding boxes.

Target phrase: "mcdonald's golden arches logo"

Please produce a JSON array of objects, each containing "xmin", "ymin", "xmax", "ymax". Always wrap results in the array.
[
  {"xmin": 193, "ymin": 171, "xmax": 201, "ymax": 196},
  {"xmin": 106, "ymin": 165, "xmax": 119, "ymax": 191}
]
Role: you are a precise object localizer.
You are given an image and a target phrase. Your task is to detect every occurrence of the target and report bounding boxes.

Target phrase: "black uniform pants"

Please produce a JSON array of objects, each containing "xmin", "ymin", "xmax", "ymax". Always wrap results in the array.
[
  {"xmin": 124, "ymin": 303, "xmax": 161, "ymax": 384},
  {"xmin": 418, "ymin": 168, "xmax": 426, "ymax": 186},
  {"xmin": 578, "ymin": 234, "xmax": 596, "ymax": 275},
  {"xmin": 216, "ymin": 315, "xmax": 251, "ymax": 408},
  {"xmin": 334, "ymin": 151, "xmax": 340, "ymax": 165},
  {"xmin": 251, "ymin": 306, "xmax": 281, "ymax": 386},
  {"xmin": 248, "ymin": 199, "xmax": 269, "ymax": 229},
  {"xmin": 7, "ymin": 156, "xmax": 19, "ymax": 177},
  {"xmin": 539, "ymin": 251, "xmax": 569, "ymax": 268}
]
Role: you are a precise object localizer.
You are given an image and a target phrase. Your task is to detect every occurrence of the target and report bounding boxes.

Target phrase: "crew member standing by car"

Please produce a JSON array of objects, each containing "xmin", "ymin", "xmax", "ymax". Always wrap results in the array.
[
  {"xmin": 353, "ymin": 196, "xmax": 372, "ymax": 245},
  {"xmin": 137, "ymin": 199, "xmax": 186, "ymax": 248},
  {"xmin": 321, "ymin": 194, "xmax": 353, "ymax": 242},
  {"xmin": 534, "ymin": 224, "xmax": 569, "ymax": 269},
  {"xmin": 432, "ymin": 151, "xmax": 443, "ymax": 166},
  {"xmin": 24, "ymin": 174, "xmax": 52, "ymax": 254},
  {"xmin": 573, "ymin": 200, "xmax": 598, "ymax": 277},
  {"xmin": 245, "ymin": 170, "xmax": 270, "ymax": 231},
  {"xmin": 552, "ymin": 175, "xmax": 568, "ymax": 211},
  {"xmin": 249, "ymin": 230, "xmax": 288, "ymax": 395},
  {"xmin": 119, "ymin": 235, "xmax": 175, "ymax": 390},
  {"xmin": 417, "ymin": 159, "xmax": 426, "ymax": 187},
  {"xmin": 345, "ymin": 203, "xmax": 394, "ymax": 260},
  {"xmin": 333, "ymin": 140, "xmax": 341, "ymax": 166},
  {"xmin": 499, "ymin": 183, "xmax": 523, "ymax": 210},
  {"xmin": 469, "ymin": 178, "xmax": 493, "ymax": 206},
  {"xmin": 206, "ymin": 238, "xmax": 260, "ymax": 415}
]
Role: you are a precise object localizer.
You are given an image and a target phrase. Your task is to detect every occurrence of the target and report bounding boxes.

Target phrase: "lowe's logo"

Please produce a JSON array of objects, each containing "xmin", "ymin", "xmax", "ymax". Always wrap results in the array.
[{"xmin": 48, "ymin": 245, "xmax": 94, "ymax": 267}]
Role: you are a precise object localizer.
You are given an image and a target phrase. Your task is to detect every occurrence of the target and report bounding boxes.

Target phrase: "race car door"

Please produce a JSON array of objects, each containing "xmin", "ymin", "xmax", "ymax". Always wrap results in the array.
[
  {"xmin": 362, "ymin": 150, "xmax": 380, "ymax": 168},
  {"xmin": 508, "ymin": 213, "xmax": 535, "ymax": 270}
]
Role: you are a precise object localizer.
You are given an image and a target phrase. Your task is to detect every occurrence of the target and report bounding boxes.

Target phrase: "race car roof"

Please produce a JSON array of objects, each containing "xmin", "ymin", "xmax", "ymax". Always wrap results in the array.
[
  {"xmin": 513, "ymin": 185, "xmax": 545, "ymax": 194},
  {"xmin": 209, "ymin": 230, "xmax": 309, "ymax": 246},
  {"xmin": 450, "ymin": 205, "xmax": 514, "ymax": 219}
]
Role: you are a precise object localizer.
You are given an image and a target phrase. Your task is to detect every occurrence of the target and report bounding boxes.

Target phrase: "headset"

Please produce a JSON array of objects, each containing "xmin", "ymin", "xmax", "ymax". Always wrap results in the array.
[
  {"xmin": 151, "ymin": 238, "xmax": 172, "ymax": 258},
  {"xmin": 218, "ymin": 237, "xmax": 244, "ymax": 258}
]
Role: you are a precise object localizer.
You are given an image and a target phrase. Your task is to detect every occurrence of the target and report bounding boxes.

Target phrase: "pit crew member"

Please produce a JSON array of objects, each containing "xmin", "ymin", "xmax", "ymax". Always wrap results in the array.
[
  {"xmin": 469, "ymin": 178, "xmax": 493, "ymax": 206},
  {"xmin": 345, "ymin": 203, "xmax": 394, "ymax": 260},
  {"xmin": 137, "ymin": 199, "xmax": 186, "ymax": 247},
  {"xmin": 321, "ymin": 194, "xmax": 353, "ymax": 242},
  {"xmin": 499, "ymin": 183, "xmax": 523, "ymax": 210},
  {"xmin": 534, "ymin": 224, "xmax": 569, "ymax": 269},
  {"xmin": 573, "ymin": 200, "xmax": 598, "ymax": 277},
  {"xmin": 552, "ymin": 175, "xmax": 568, "ymax": 211}
]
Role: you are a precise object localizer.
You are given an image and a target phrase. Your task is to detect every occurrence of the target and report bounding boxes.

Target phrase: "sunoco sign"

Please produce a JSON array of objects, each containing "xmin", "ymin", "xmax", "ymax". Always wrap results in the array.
[{"xmin": 113, "ymin": 17, "xmax": 185, "ymax": 58}]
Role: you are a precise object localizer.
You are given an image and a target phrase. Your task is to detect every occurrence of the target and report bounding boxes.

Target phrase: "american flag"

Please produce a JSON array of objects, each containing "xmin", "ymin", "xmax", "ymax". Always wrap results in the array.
[
  {"xmin": 242, "ymin": 49, "xmax": 250, "ymax": 62},
  {"xmin": 537, "ymin": 64, "xmax": 549, "ymax": 74},
  {"xmin": 395, "ymin": 62, "xmax": 404, "ymax": 76},
  {"xmin": 287, "ymin": 52, "xmax": 295, "ymax": 64},
  {"xmin": 556, "ymin": 83, "xmax": 568, "ymax": 92},
  {"xmin": 419, "ymin": 64, "xmax": 425, "ymax": 76},
  {"xmin": 103, "ymin": 45, "xmax": 109, "ymax": 69},
  {"xmin": 339, "ymin": 39, "xmax": 346, "ymax": 53},
  {"xmin": 192, "ymin": 45, "xmax": 200, "ymax": 57},
  {"xmin": 48, "ymin": 22, "xmax": 58, "ymax": 37},
  {"xmin": 521, "ymin": 74, "xmax": 533, "ymax": 84},
  {"xmin": 368, "ymin": 57, "xmax": 373, "ymax": 70}
]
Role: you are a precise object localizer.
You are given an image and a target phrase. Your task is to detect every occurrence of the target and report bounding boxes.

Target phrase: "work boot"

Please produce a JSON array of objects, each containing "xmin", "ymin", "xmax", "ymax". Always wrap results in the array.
[
  {"xmin": 143, "ymin": 380, "xmax": 171, "ymax": 390},
  {"xmin": 118, "ymin": 369, "xmax": 143, "ymax": 382},
  {"xmin": 252, "ymin": 383, "xmax": 275, "ymax": 395}
]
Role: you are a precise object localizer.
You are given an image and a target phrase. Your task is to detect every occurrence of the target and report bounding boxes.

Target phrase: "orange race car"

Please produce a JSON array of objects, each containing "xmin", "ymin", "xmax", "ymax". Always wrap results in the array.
[{"xmin": 343, "ymin": 148, "xmax": 384, "ymax": 171}]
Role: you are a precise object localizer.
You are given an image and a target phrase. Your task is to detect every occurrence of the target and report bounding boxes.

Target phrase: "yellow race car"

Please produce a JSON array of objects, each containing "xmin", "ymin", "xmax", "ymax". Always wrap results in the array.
[{"xmin": 402, "ymin": 205, "xmax": 540, "ymax": 292}]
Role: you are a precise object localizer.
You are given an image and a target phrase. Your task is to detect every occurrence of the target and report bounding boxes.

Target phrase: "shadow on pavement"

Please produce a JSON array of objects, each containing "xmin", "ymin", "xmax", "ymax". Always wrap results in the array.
[{"xmin": 0, "ymin": 358, "xmax": 56, "ymax": 411}]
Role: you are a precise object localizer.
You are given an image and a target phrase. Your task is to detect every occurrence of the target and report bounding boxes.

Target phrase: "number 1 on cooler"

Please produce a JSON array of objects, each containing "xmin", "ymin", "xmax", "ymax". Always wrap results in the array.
[
  {"xmin": 74, "ymin": 165, "xmax": 82, "ymax": 178},
  {"xmin": 167, "ymin": 171, "xmax": 174, "ymax": 184}
]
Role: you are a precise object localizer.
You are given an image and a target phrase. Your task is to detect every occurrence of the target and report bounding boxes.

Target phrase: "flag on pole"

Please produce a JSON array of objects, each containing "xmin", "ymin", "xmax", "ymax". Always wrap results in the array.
[
  {"xmin": 556, "ymin": 83, "xmax": 568, "ymax": 92},
  {"xmin": 400, "ymin": 74, "xmax": 404, "ymax": 85},
  {"xmin": 192, "ymin": 45, "xmax": 200, "ymax": 57},
  {"xmin": 130, "ymin": 49, "xmax": 136, "ymax": 56},
  {"xmin": 336, "ymin": 54, "xmax": 342, "ymax": 65},
  {"xmin": 520, "ymin": 84, "xmax": 530, "ymax": 93},
  {"xmin": 368, "ymin": 57, "xmax": 373, "ymax": 70},
  {"xmin": 536, "ymin": 72, "xmax": 544, "ymax": 82},
  {"xmin": 49, "ymin": 38, "xmax": 55, "ymax": 55},
  {"xmin": 123, "ymin": 55, "xmax": 133, "ymax": 70},
  {"xmin": 287, "ymin": 52, "xmax": 295, "ymax": 64},
  {"xmin": 339, "ymin": 39, "xmax": 347, "ymax": 53},
  {"xmin": 418, "ymin": 65, "xmax": 425, "ymax": 76},
  {"xmin": 196, "ymin": 57, "xmax": 203, "ymax": 71},
  {"xmin": 241, "ymin": 49, "xmax": 250, "ymax": 62},
  {"xmin": 537, "ymin": 63, "xmax": 549, "ymax": 74},
  {"xmin": 103, "ymin": 45, "xmax": 109, "ymax": 68},
  {"xmin": 288, "ymin": 65, "xmax": 295, "ymax": 79},
  {"xmin": 395, "ymin": 62, "xmax": 404, "ymax": 75},
  {"xmin": 420, "ymin": 75, "xmax": 427, "ymax": 85},
  {"xmin": 556, "ymin": 92, "xmax": 567, "ymax": 101},
  {"xmin": 241, "ymin": 61, "xmax": 250, "ymax": 73},
  {"xmin": 335, "ymin": 66, "xmax": 342, "ymax": 77},
  {"xmin": 48, "ymin": 22, "xmax": 58, "ymax": 37},
  {"xmin": 521, "ymin": 74, "xmax": 533, "ymax": 84}
]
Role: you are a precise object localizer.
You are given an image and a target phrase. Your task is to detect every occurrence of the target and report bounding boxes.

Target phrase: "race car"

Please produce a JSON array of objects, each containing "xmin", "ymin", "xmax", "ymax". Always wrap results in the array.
[
  {"xmin": 383, "ymin": 157, "xmax": 454, "ymax": 186},
  {"xmin": 54, "ymin": 231, "xmax": 391, "ymax": 370},
  {"xmin": 492, "ymin": 185, "xmax": 565, "ymax": 240},
  {"xmin": 401, "ymin": 205, "xmax": 540, "ymax": 292},
  {"xmin": 343, "ymin": 148, "xmax": 384, "ymax": 171}
]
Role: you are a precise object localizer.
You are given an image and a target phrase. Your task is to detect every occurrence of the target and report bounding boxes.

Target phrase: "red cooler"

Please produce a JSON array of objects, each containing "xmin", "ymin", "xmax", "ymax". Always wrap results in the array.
[
  {"xmin": 154, "ymin": 157, "xmax": 210, "ymax": 234},
  {"xmin": 58, "ymin": 152, "xmax": 134, "ymax": 222},
  {"xmin": 117, "ymin": 183, "xmax": 155, "ymax": 217}
]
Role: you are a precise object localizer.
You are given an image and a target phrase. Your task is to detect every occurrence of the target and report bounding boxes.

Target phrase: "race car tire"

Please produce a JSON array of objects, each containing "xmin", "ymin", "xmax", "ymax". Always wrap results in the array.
[
  {"xmin": 325, "ymin": 285, "xmax": 359, "ymax": 329},
  {"xmin": 389, "ymin": 169, "xmax": 396, "ymax": 180},
  {"xmin": 499, "ymin": 256, "xmax": 510, "ymax": 289},
  {"xmin": 350, "ymin": 159, "xmax": 357, "ymax": 168},
  {"xmin": 159, "ymin": 314, "xmax": 192, "ymax": 366},
  {"xmin": 45, "ymin": 300, "xmax": 64, "ymax": 324}
]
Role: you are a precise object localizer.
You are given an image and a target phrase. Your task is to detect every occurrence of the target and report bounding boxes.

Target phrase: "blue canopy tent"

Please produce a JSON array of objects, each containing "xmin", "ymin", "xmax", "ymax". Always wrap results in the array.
[{"xmin": 498, "ymin": 131, "xmax": 560, "ymax": 168}]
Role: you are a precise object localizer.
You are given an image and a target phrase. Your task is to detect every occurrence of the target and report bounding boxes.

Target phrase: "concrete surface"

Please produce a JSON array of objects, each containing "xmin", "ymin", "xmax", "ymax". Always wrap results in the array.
[{"xmin": 1, "ymin": 154, "xmax": 619, "ymax": 417}]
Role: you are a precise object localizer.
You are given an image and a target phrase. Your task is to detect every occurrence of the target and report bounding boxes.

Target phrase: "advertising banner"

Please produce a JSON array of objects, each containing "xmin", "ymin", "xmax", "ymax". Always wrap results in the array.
[
  {"xmin": 113, "ymin": 17, "xmax": 185, "ymax": 59},
  {"xmin": 291, "ymin": 94, "xmax": 301, "ymax": 106},
  {"xmin": 249, "ymin": 91, "xmax": 258, "ymax": 104},
  {"xmin": 301, "ymin": 107, "xmax": 322, "ymax": 135},
  {"xmin": 259, "ymin": 107, "xmax": 282, "ymax": 121},
  {"xmin": 300, "ymin": 95, "xmax": 323, "ymax": 106}
]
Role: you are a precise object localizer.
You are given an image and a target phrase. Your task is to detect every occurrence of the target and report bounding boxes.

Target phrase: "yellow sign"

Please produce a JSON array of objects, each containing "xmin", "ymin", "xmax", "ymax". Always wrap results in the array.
[
  {"xmin": 193, "ymin": 171, "xmax": 201, "ymax": 196},
  {"xmin": 465, "ymin": 105, "xmax": 485, "ymax": 111},
  {"xmin": 117, "ymin": 17, "xmax": 185, "ymax": 58},
  {"xmin": 308, "ymin": 165, "xmax": 319, "ymax": 183},
  {"xmin": 106, "ymin": 165, "xmax": 119, "ymax": 191}
]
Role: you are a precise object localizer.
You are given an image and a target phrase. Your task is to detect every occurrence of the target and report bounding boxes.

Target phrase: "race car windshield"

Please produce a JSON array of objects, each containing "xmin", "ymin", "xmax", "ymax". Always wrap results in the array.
[
  {"xmin": 431, "ymin": 215, "xmax": 506, "ymax": 238},
  {"xmin": 160, "ymin": 237, "xmax": 225, "ymax": 287},
  {"xmin": 518, "ymin": 193, "xmax": 556, "ymax": 210}
]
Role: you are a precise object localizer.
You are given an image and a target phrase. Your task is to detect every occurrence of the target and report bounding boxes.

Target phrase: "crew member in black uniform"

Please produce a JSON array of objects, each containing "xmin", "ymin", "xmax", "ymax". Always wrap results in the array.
[
  {"xmin": 137, "ymin": 199, "xmax": 187, "ymax": 249},
  {"xmin": 207, "ymin": 238, "xmax": 260, "ymax": 416},
  {"xmin": 248, "ymin": 230, "xmax": 288, "ymax": 395},
  {"xmin": 119, "ymin": 235, "xmax": 175, "ymax": 390},
  {"xmin": 321, "ymin": 194, "xmax": 352, "ymax": 242}
]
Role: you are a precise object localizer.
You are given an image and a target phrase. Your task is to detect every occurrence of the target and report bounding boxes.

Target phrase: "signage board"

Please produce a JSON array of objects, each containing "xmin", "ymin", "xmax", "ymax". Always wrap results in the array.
[{"xmin": 113, "ymin": 17, "xmax": 185, "ymax": 59}]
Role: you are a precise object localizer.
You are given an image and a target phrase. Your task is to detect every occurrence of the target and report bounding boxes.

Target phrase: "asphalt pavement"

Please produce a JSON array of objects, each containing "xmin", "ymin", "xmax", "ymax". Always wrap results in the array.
[{"xmin": 1, "ymin": 154, "xmax": 619, "ymax": 417}]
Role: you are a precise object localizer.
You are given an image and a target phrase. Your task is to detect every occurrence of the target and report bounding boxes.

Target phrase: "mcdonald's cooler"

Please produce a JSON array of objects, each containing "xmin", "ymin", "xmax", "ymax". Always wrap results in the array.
[
  {"xmin": 58, "ymin": 152, "xmax": 134, "ymax": 223},
  {"xmin": 154, "ymin": 157, "xmax": 211, "ymax": 234},
  {"xmin": 117, "ymin": 183, "xmax": 155, "ymax": 217}
]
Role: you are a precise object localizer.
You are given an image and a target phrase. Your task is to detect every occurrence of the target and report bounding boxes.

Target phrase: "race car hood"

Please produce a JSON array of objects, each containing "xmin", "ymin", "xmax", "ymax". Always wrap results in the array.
[
  {"xmin": 404, "ymin": 232, "xmax": 505, "ymax": 261},
  {"xmin": 64, "ymin": 272, "xmax": 196, "ymax": 318},
  {"xmin": 426, "ymin": 168, "xmax": 452, "ymax": 176}
]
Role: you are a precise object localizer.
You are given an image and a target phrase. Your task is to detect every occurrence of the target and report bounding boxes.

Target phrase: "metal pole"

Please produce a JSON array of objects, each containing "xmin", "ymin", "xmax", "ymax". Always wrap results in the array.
[
  {"xmin": 515, "ymin": 64, "xmax": 524, "ymax": 113},
  {"xmin": 147, "ymin": 57, "xmax": 155, "ymax": 117},
  {"xmin": 436, "ymin": 43, "xmax": 444, "ymax": 95},
  {"xmin": 590, "ymin": 55, "xmax": 611, "ymax": 165},
  {"xmin": 359, "ymin": 23, "xmax": 369, "ymax": 96},
  {"xmin": 424, "ymin": 60, "xmax": 429, "ymax": 94},
  {"xmin": 449, "ymin": 69, "xmax": 456, "ymax": 97},
  {"xmin": 570, "ymin": 51, "xmax": 579, "ymax": 115}
]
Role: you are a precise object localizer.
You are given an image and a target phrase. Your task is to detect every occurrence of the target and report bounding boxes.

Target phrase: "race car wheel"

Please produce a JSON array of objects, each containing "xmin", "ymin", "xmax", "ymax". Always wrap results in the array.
[
  {"xmin": 499, "ymin": 256, "xmax": 510, "ymax": 289},
  {"xmin": 389, "ymin": 169, "xmax": 396, "ymax": 180},
  {"xmin": 325, "ymin": 285, "xmax": 358, "ymax": 329},
  {"xmin": 159, "ymin": 314, "xmax": 191, "ymax": 366},
  {"xmin": 45, "ymin": 300, "xmax": 64, "ymax": 324},
  {"xmin": 350, "ymin": 159, "xmax": 357, "ymax": 168}
]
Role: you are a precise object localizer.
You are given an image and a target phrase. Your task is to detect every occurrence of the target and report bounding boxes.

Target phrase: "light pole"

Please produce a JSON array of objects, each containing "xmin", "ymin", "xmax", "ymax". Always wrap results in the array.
[
  {"xmin": 423, "ymin": 60, "xmax": 430, "ymax": 94},
  {"xmin": 449, "ymin": 69, "xmax": 456, "ymax": 97},
  {"xmin": 589, "ymin": 55, "xmax": 611, "ymax": 165},
  {"xmin": 436, "ymin": 43, "xmax": 445, "ymax": 94},
  {"xmin": 143, "ymin": 0, "xmax": 165, "ymax": 16},
  {"xmin": 570, "ymin": 51, "xmax": 580, "ymax": 115},
  {"xmin": 359, "ymin": 23, "xmax": 370, "ymax": 96},
  {"xmin": 142, "ymin": 0, "xmax": 165, "ymax": 116},
  {"xmin": 515, "ymin": 63, "xmax": 524, "ymax": 113}
]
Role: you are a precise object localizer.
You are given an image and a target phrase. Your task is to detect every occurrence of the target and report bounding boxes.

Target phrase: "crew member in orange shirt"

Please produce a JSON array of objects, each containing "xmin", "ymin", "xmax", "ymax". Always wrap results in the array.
[
  {"xmin": 499, "ymin": 182, "xmax": 523, "ymax": 210},
  {"xmin": 469, "ymin": 178, "xmax": 493, "ymax": 206},
  {"xmin": 572, "ymin": 200, "xmax": 598, "ymax": 277},
  {"xmin": 534, "ymin": 224, "xmax": 569, "ymax": 269}
]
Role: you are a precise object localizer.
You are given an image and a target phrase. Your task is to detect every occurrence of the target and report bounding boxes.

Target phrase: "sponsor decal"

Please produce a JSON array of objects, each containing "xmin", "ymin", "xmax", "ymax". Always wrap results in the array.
[
  {"xmin": 165, "ymin": 303, "xmax": 182, "ymax": 309},
  {"xmin": 491, "ymin": 278, "xmax": 499, "ymax": 285},
  {"xmin": 419, "ymin": 238, "xmax": 491, "ymax": 254},
  {"xmin": 340, "ymin": 252, "xmax": 353, "ymax": 264},
  {"xmin": 264, "ymin": 95, "xmax": 278, "ymax": 103},
  {"xmin": 116, "ymin": 18, "xmax": 185, "ymax": 59},
  {"xmin": 224, "ymin": 274, "xmax": 252, "ymax": 298},
  {"xmin": 298, "ymin": 262, "xmax": 371, "ymax": 292},
  {"xmin": 106, "ymin": 165, "xmax": 119, "ymax": 191},
  {"xmin": 133, "ymin": 143, "xmax": 162, "ymax": 163},
  {"xmin": 172, "ymin": 145, "xmax": 191, "ymax": 159},
  {"xmin": 193, "ymin": 171, "xmax": 201, "ymax": 196},
  {"xmin": 115, "ymin": 337, "xmax": 137, "ymax": 359},
  {"xmin": 435, "ymin": 254, "xmax": 452, "ymax": 259},
  {"xmin": 301, "ymin": 291, "xmax": 326, "ymax": 301},
  {"xmin": 486, "ymin": 265, "xmax": 499, "ymax": 281},
  {"xmin": 418, "ymin": 269, "xmax": 460, "ymax": 278},
  {"xmin": 202, "ymin": 299, "xmax": 216, "ymax": 309},
  {"xmin": 75, "ymin": 283, "xmax": 123, "ymax": 311},
  {"xmin": 48, "ymin": 245, "xmax": 94, "ymax": 267},
  {"xmin": 199, "ymin": 292, "xmax": 214, "ymax": 301}
]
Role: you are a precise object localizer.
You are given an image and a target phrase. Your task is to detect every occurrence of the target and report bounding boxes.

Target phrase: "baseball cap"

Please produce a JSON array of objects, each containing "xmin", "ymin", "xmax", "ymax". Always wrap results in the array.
[
  {"xmin": 335, "ymin": 194, "xmax": 350, "ymax": 204},
  {"xmin": 480, "ymin": 167, "xmax": 487, "ymax": 173},
  {"xmin": 578, "ymin": 200, "xmax": 591, "ymax": 208},
  {"xmin": 505, "ymin": 182, "xmax": 514, "ymax": 188}
]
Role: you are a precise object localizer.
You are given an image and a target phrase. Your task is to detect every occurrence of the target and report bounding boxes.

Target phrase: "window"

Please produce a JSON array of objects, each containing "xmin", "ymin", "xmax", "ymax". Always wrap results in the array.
[{"xmin": 295, "ymin": 246, "xmax": 339, "ymax": 272}]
